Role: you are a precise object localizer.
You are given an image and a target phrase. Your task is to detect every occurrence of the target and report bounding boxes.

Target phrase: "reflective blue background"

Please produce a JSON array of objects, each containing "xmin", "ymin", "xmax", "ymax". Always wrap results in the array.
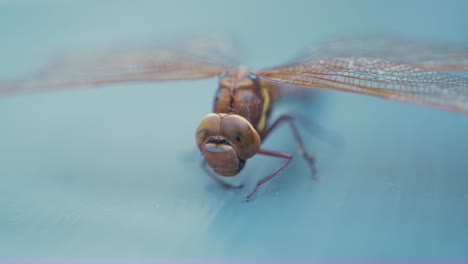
[{"xmin": 1, "ymin": 0, "xmax": 468, "ymax": 258}]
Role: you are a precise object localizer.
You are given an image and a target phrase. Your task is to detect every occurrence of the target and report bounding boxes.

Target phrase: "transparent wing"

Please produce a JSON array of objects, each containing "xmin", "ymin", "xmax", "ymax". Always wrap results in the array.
[
  {"xmin": 258, "ymin": 57, "xmax": 468, "ymax": 113},
  {"xmin": 0, "ymin": 34, "xmax": 238, "ymax": 95},
  {"xmin": 294, "ymin": 35, "xmax": 468, "ymax": 71}
]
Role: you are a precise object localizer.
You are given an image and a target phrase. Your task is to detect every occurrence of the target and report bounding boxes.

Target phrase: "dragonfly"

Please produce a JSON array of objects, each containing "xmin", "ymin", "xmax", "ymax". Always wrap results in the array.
[{"xmin": 1, "ymin": 34, "xmax": 468, "ymax": 200}]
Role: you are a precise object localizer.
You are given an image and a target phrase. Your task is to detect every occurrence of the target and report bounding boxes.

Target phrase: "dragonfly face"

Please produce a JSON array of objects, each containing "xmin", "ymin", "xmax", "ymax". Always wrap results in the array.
[{"xmin": 196, "ymin": 113, "xmax": 260, "ymax": 176}]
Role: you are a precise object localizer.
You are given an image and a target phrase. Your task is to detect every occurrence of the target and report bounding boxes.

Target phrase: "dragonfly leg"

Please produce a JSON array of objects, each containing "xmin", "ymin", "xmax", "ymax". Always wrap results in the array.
[
  {"xmin": 243, "ymin": 149, "xmax": 293, "ymax": 201},
  {"xmin": 200, "ymin": 158, "xmax": 243, "ymax": 189},
  {"xmin": 262, "ymin": 114, "xmax": 319, "ymax": 179}
]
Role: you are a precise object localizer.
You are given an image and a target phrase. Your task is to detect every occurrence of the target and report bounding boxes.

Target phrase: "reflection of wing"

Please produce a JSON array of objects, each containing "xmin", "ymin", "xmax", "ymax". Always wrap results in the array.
[
  {"xmin": 295, "ymin": 35, "xmax": 468, "ymax": 70},
  {"xmin": 258, "ymin": 57, "xmax": 468, "ymax": 113},
  {"xmin": 0, "ymin": 34, "xmax": 237, "ymax": 95}
]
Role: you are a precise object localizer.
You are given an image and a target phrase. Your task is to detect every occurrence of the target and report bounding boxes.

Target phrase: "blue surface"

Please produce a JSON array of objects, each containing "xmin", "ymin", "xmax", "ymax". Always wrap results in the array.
[{"xmin": 1, "ymin": 0, "xmax": 468, "ymax": 258}]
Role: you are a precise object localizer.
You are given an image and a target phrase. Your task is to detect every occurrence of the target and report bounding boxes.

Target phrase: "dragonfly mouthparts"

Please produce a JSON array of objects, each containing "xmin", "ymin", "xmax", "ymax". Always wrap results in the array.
[{"xmin": 206, "ymin": 136, "xmax": 230, "ymax": 145}]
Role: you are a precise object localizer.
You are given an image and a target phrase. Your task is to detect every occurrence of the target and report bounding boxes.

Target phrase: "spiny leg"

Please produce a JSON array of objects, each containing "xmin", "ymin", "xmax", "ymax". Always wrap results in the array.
[
  {"xmin": 262, "ymin": 114, "xmax": 319, "ymax": 179},
  {"xmin": 243, "ymin": 149, "xmax": 293, "ymax": 201},
  {"xmin": 200, "ymin": 158, "xmax": 243, "ymax": 189}
]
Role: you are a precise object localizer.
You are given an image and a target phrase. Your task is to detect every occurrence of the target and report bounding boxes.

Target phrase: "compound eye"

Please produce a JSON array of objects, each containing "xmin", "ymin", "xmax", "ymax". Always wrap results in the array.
[
  {"xmin": 195, "ymin": 114, "xmax": 221, "ymax": 149},
  {"xmin": 220, "ymin": 115, "xmax": 260, "ymax": 160}
]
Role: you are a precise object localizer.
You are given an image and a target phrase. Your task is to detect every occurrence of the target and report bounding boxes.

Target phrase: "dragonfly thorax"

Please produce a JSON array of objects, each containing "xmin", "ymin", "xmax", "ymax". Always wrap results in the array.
[{"xmin": 214, "ymin": 69, "xmax": 272, "ymax": 133}]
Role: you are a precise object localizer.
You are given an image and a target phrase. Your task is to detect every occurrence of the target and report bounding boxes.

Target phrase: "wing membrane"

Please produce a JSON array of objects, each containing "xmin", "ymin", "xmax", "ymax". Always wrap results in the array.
[
  {"xmin": 0, "ymin": 34, "xmax": 236, "ymax": 95},
  {"xmin": 259, "ymin": 57, "xmax": 468, "ymax": 113},
  {"xmin": 295, "ymin": 35, "xmax": 468, "ymax": 71}
]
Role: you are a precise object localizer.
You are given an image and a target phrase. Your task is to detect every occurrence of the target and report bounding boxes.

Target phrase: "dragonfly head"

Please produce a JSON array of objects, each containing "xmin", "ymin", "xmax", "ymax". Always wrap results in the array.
[{"xmin": 196, "ymin": 113, "xmax": 261, "ymax": 176}]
